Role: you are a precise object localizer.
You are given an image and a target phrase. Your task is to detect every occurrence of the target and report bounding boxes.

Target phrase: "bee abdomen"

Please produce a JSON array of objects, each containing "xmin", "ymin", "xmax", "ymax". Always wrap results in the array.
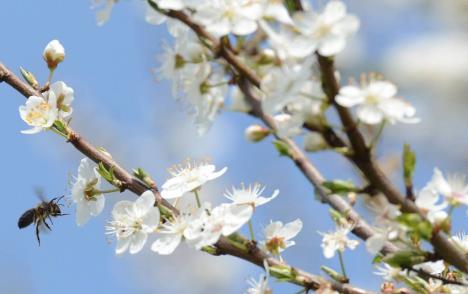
[{"xmin": 18, "ymin": 209, "xmax": 36, "ymax": 229}]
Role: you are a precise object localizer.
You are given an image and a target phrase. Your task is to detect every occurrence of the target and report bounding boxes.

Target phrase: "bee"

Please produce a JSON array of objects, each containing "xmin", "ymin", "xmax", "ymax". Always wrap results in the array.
[{"xmin": 18, "ymin": 190, "xmax": 67, "ymax": 245}]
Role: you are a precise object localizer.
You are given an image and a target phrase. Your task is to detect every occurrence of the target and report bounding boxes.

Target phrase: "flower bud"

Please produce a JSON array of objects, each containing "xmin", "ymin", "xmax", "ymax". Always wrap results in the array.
[
  {"xmin": 304, "ymin": 132, "xmax": 328, "ymax": 152},
  {"xmin": 245, "ymin": 124, "xmax": 270, "ymax": 142},
  {"xmin": 43, "ymin": 40, "xmax": 65, "ymax": 69}
]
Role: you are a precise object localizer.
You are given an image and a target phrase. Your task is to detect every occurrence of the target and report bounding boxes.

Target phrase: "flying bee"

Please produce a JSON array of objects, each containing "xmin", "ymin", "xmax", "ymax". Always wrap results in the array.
[{"xmin": 18, "ymin": 189, "xmax": 67, "ymax": 245}]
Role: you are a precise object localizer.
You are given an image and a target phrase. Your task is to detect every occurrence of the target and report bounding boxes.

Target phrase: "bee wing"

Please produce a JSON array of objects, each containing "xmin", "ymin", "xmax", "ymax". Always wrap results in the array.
[{"xmin": 34, "ymin": 186, "xmax": 48, "ymax": 202}]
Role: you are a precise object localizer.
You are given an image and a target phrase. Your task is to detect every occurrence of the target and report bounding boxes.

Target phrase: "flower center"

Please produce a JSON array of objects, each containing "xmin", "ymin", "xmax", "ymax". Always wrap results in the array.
[
  {"xmin": 26, "ymin": 102, "xmax": 50, "ymax": 124},
  {"xmin": 266, "ymin": 236, "xmax": 285, "ymax": 255}
]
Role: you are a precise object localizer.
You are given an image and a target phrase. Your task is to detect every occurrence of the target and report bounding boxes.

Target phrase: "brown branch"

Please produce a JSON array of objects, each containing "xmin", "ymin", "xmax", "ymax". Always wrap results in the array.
[
  {"xmin": 316, "ymin": 54, "xmax": 468, "ymax": 274},
  {"xmin": 155, "ymin": 3, "xmax": 402, "ymax": 255},
  {"xmin": 0, "ymin": 61, "xmax": 371, "ymax": 294}
]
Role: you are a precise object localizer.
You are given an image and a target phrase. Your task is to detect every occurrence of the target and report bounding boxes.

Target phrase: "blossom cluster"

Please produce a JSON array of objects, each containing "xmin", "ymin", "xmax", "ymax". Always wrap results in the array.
[
  {"xmin": 69, "ymin": 158, "xmax": 302, "ymax": 260},
  {"xmin": 19, "ymin": 40, "xmax": 74, "ymax": 134}
]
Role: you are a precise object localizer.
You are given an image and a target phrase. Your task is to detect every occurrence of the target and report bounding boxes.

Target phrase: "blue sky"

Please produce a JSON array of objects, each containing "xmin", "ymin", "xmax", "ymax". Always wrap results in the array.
[{"xmin": 0, "ymin": 1, "xmax": 466, "ymax": 293}]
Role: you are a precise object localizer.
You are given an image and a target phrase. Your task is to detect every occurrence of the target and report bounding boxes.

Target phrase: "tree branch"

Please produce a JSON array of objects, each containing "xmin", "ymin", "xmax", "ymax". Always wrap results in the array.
[
  {"xmin": 0, "ymin": 61, "xmax": 371, "ymax": 294},
  {"xmin": 316, "ymin": 54, "xmax": 468, "ymax": 273}
]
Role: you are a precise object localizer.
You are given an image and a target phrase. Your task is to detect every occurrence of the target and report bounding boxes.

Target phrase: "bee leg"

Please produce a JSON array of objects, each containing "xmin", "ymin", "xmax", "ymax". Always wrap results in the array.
[
  {"xmin": 35, "ymin": 222, "xmax": 41, "ymax": 246},
  {"xmin": 43, "ymin": 219, "xmax": 52, "ymax": 231},
  {"xmin": 47, "ymin": 215, "xmax": 54, "ymax": 226}
]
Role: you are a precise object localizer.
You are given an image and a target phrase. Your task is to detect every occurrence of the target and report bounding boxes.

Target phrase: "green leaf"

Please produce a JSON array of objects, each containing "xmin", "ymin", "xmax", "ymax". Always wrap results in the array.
[
  {"xmin": 321, "ymin": 266, "xmax": 348, "ymax": 283},
  {"xmin": 19, "ymin": 66, "xmax": 39, "ymax": 88},
  {"xmin": 323, "ymin": 180, "xmax": 357, "ymax": 194},
  {"xmin": 403, "ymin": 144, "xmax": 416, "ymax": 186},
  {"xmin": 273, "ymin": 140, "xmax": 290, "ymax": 157},
  {"xmin": 383, "ymin": 250, "xmax": 426, "ymax": 268},
  {"xmin": 372, "ymin": 254, "xmax": 383, "ymax": 264}
]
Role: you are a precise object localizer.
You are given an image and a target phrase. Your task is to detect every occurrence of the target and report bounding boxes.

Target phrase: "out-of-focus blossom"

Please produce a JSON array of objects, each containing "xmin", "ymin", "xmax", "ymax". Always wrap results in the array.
[
  {"xmin": 428, "ymin": 168, "xmax": 468, "ymax": 206},
  {"xmin": 293, "ymin": 1, "xmax": 359, "ymax": 57},
  {"xmin": 319, "ymin": 224, "xmax": 359, "ymax": 258},
  {"xmin": 193, "ymin": 0, "xmax": 262, "ymax": 37},
  {"xmin": 415, "ymin": 187, "xmax": 448, "ymax": 225},
  {"xmin": 245, "ymin": 125, "xmax": 271, "ymax": 142},
  {"xmin": 336, "ymin": 80, "xmax": 419, "ymax": 125}
]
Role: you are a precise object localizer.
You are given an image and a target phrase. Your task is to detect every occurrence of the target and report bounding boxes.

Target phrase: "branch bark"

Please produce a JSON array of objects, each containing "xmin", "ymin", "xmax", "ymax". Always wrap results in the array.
[
  {"xmin": 316, "ymin": 54, "xmax": 468, "ymax": 274},
  {"xmin": 0, "ymin": 61, "xmax": 372, "ymax": 294}
]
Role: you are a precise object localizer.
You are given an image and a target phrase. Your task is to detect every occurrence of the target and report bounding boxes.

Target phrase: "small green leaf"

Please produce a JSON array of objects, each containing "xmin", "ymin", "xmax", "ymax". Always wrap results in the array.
[
  {"xmin": 372, "ymin": 254, "xmax": 383, "ymax": 264},
  {"xmin": 273, "ymin": 140, "xmax": 290, "ymax": 157},
  {"xmin": 323, "ymin": 180, "xmax": 357, "ymax": 194},
  {"xmin": 19, "ymin": 66, "xmax": 39, "ymax": 88},
  {"xmin": 403, "ymin": 144, "xmax": 416, "ymax": 186},
  {"xmin": 383, "ymin": 250, "xmax": 426, "ymax": 268},
  {"xmin": 321, "ymin": 266, "xmax": 348, "ymax": 283}
]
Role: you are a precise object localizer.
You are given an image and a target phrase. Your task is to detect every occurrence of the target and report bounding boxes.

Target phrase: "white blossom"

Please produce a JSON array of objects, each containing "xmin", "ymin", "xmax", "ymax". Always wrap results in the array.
[
  {"xmin": 415, "ymin": 187, "xmax": 448, "ymax": 225},
  {"xmin": 260, "ymin": 59, "xmax": 314, "ymax": 115},
  {"xmin": 71, "ymin": 158, "xmax": 104, "ymax": 226},
  {"xmin": 260, "ymin": 20, "xmax": 316, "ymax": 60},
  {"xmin": 336, "ymin": 80, "xmax": 419, "ymax": 125},
  {"xmin": 43, "ymin": 40, "xmax": 65, "ymax": 69},
  {"xmin": 19, "ymin": 95, "xmax": 58, "ymax": 134},
  {"xmin": 161, "ymin": 160, "xmax": 227, "ymax": 199},
  {"xmin": 262, "ymin": 219, "xmax": 302, "ymax": 255},
  {"xmin": 43, "ymin": 81, "xmax": 74, "ymax": 120},
  {"xmin": 273, "ymin": 113, "xmax": 303, "ymax": 138},
  {"xmin": 365, "ymin": 227, "xmax": 399, "ymax": 255},
  {"xmin": 151, "ymin": 213, "xmax": 190, "ymax": 255},
  {"xmin": 185, "ymin": 203, "xmax": 253, "ymax": 249},
  {"xmin": 106, "ymin": 191, "xmax": 160, "ymax": 255},
  {"xmin": 428, "ymin": 168, "xmax": 468, "ymax": 206},
  {"xmin": 92, "ymin": 0, "xmax": 117, "ymax": 26},
  {"xmin": 261, "ymin": 0, "xmax": 292, "ymax": 24},
  {"xmin": 413, "ymin": 260, "xmax": 445, "ymax": 275},
  {"xmin": 246, "ymin": 272, "xmax": 271, "ymax": 294},
  {"xmin": 374, "ymin": 263, "xmax": 404, "ymax": 281},
  {"xmin": 450, "ymin": 232, "xmax": 468, "ymax": 254},
  {"xmin": 193, "ymin": 0, "xmax": 262, "ymax": 37},
  {"xmin": 224, "ymin": 183, "xmax": 279, "ymax": 208},
  {"xmin": 319, "ymin": 224, "xmax": 359, "ymax": 258},
  {"xmin": 304, "ymin": 132, "xmax": 328, "ymax": 152},
  {"xmin": 293, "ymin": 1, "xmax": 359, "ymax": 57}
]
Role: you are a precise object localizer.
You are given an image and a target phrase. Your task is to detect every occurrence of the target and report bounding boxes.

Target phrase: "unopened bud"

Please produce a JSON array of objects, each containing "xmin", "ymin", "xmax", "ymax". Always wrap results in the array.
[
  {"xmin": 245, "ymin": 124, "xmax": 270, "ymax": 142},
  {"xmin": 43, "ymin": 40, "xmax": 65, "ymax": 69},
  {"xmin": 304, "ymin": 132, "xmax": 328, "ymax": 152},
  {"xmin": 19, "ymin": 67, "xmax": 39, "ymax": 88}
]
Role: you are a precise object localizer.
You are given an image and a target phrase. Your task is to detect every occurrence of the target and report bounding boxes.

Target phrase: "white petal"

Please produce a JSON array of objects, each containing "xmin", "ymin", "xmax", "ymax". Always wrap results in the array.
[
  {"xmin": 21, "ymin": 127, "xmax": 43, "ymax": 134},
  {"xmin": 280, "ymin": 219, "xmax": 303, "ymax": 239},
  {"xmin": 366, "ymin": 234, "xmax": 385, "ymax": 255},
  {"xmin": 430, "ymin": 168, "xmax": 452, "ymax": 197},
  {"xmin": 318, "ymin": 35, "xmax": 346, "ymax": 56},
  {"xmin": 112, "ymin": 201, "xmax": 133, "ymax": 220},
  {"xmin": 76, "ymin": 202, "xmax": 92, "ymax": 226},
  {"xmin": 129, "ymin": 231, "xmax": 148, "ymax": 254},
  {"xmin": 336, "ymin": 86, "xmax": 364, "ymax": 107},
  {"xmin": 134, "ymin": 191, "xmax": 155, "ymax": 217},
  {"xmin": 141, "ymin": 208, "xmax": 160, "ymax": 231},
  {"xmin": 115, "ymin": 237, "xmax": 131, "ymax": 255},
  {"xmin": 151, "ymin": 234, "xmax": 182, "ymax": 255},
  {"xmin": 368, "ymin": 81, "xmax": 397, "ymax": 100},
  {"xmin": 323, "ymin": 1, "xmax": 346, "ymax": 23},
  {"xmin": 357, "ymin": 105, "xmax": 384, "ymax": 124},
  {"xmin": 222, "ymin": 204, "xmax": 253, "ymax": 236}
]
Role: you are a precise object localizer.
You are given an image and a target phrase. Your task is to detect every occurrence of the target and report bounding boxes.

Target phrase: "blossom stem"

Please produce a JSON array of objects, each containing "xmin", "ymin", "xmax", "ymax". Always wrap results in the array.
[
  {"xmin": 248, "ymin": 220, "xmax": 255, "ymax": 241},
  {"xmin": 49, "ymin": 126, "xmax": 68, "ymax": 139},
  {"xmin": 368, "ymin": 121, "xmax": 386, "ymax": 149},
  {"xmin": 193, "ymin": 190, "xmax": 201, "ymax": 208},
  {"xmin": 98, "ymin": 188, "xmax": 120, "ymax": 194},
  {"xmin": 47, "ymin": 68, "xmax": 55, "ymax": 84},
  {"xmin": 337, "ymin": 251, "xmax": 348, "ymax": 280}
]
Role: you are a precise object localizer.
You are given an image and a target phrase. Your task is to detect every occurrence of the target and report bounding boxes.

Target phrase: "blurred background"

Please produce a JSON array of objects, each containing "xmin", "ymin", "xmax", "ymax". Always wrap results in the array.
[{"xmin": 0, "ymin": 1, "xmax": 466, "ymax": 293}]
